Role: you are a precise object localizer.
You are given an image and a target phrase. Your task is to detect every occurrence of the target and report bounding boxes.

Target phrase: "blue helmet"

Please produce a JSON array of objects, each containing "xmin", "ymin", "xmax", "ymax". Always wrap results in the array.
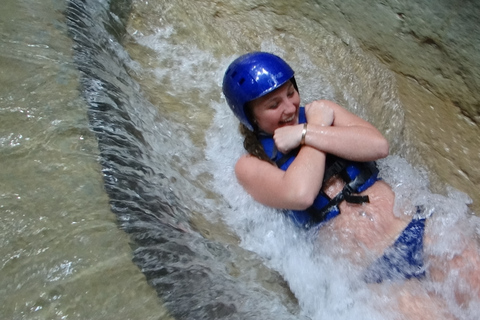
[{"xmin": 222, "ymin": 52, "xmax": 295, "ymax": 131}]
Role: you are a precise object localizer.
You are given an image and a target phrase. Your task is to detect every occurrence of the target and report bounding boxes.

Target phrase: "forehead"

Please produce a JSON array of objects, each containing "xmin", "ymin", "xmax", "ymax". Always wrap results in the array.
[{"xmin": 251, "ymin": 81, "xmax": 293, "ymax": 106}]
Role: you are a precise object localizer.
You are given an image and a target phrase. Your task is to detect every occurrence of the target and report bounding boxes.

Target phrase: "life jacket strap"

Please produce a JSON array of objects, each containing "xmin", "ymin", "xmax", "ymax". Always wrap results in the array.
[
  {"xmin": 344, "ymin": 194, "xmax": 370, "ymax": 204},
  {"xmin": 305, "ymin": 161, "xmax": 378, "ymax": 228}
]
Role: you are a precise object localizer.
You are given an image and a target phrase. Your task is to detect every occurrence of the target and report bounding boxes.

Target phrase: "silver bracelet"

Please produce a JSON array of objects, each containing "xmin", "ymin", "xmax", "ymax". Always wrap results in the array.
[{"xmin": 301, "ymin": 123, "xmax": 308, "ymax": 145}]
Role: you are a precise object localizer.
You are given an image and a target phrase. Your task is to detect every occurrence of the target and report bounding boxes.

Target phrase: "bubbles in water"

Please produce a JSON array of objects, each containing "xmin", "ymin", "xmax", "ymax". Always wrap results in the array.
[
  {"xmin": 127, "ymin": 8, "xmax": 480, "ymax": 319},
  {"xmin": 204, "ymin": 49, "xmax": 479, "ymax": 320}
]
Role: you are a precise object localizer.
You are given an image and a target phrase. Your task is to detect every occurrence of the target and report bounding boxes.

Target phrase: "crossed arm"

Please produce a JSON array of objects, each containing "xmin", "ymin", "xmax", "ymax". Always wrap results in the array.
[{"xmin": 234, "ymin": 100, "xmax": 389, "ymax": 210}]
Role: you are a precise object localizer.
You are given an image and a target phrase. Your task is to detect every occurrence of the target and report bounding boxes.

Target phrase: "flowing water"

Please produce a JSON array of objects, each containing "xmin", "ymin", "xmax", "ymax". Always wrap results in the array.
[{"xmin": 1, "ymin": 0, "xmax": 479, "ymax": 319}]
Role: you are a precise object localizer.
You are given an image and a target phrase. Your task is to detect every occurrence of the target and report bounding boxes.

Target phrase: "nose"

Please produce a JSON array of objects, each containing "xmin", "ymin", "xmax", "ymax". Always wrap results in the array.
[{"xmin": 283, "ymin": 97, "xmax": 296, "ymax": 114}]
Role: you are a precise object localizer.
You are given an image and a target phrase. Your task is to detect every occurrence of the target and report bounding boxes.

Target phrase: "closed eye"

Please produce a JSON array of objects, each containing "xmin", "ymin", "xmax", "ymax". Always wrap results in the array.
[{"xmin": 268, "ymin": 102, "xmax": 279, "ymax": 109}]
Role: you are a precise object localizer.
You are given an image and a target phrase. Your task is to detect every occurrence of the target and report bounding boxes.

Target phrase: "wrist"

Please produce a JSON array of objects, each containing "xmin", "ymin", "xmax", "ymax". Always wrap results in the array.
[{"xmin": 300, "ymin": 123, "xmax": 308, "ymax": 145}]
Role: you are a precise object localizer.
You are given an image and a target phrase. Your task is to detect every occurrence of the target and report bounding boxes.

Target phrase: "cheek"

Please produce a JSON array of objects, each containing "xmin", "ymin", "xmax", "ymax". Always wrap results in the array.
[
  {"xmin": 255, "ymin": 110, "xmax": 281, "ymax": 132},
  {"xmin": 255, "ymin": 109, "xmax": 273, "ymax": 122},
  {"xmin": 265, "ymin": 110, "xmax": 282, "ymax": 124}
]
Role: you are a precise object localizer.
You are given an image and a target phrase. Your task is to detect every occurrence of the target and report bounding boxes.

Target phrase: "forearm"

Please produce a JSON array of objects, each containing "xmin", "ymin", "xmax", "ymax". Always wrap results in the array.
[
  {"xmin": 304, "ymin": 100, "xmax": 389, "ymax": 161},
  {"xmin": 280, "ymin": 145, "xmax": 327, "ymax": 209},
  {"xmin": 304, "ymin": 124, "xmax": 389, "ymax": 162}
]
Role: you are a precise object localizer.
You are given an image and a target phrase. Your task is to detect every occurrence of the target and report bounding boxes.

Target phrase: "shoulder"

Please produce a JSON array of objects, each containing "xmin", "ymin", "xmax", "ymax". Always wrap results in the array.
[
  {"xmin": 235, "ymin": 154, "xmax": 270, "ymax": 175},
  {"xmin": 235, "ymin": 154, "xmax": 277, "ymax": 185}
]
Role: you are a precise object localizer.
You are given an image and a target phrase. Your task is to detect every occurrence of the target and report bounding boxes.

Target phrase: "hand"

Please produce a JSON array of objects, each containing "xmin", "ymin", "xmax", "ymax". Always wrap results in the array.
[
  {"xmin": 273, "ymin": 124, "xmax": 304, "ymax": 154},
  {"xmin": 305, "ymin": 100, "xmax": 334, "ymax": 126}
]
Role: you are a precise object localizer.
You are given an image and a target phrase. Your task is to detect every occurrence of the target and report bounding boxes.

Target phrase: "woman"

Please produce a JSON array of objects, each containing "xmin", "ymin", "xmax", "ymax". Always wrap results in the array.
[{"xmin": 222, "ymin": 52, "xmax": 480, "ymax": 315}]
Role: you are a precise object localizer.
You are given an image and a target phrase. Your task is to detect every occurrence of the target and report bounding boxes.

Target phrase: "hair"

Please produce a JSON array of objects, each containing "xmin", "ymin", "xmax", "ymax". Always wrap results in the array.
[
  {"xmin": 239, "ymin": 101, "xmax": 274, "ymax": 163},
  {"xmin": 239, "ymin": 123, "xmax": 273, "ymax": 163}
]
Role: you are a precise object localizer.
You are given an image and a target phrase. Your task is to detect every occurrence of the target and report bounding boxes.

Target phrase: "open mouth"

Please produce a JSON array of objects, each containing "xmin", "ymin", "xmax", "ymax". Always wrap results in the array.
[{"xmin": 280, "ymin": 114, "xmax": 296, "ymax": 124}]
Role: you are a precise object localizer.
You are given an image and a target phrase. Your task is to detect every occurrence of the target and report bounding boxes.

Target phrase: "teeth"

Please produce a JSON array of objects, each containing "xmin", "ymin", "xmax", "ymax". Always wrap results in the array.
[{"xmin": 282, "ymin": 115, "xmax": 295, "ymax": 123}]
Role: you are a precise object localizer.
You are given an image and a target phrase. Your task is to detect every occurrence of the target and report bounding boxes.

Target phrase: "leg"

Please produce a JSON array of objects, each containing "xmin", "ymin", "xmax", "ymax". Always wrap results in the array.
[
  {"xmin": 428, "ymin": 238, "xmax": 480, "ymax": 305},
  {"xmin": 393, "ymin": 281, "xmax": 456, "ymax": 320}
]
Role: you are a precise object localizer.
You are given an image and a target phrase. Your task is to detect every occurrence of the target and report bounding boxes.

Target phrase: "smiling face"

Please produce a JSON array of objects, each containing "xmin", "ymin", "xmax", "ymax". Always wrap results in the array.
[{"xmin": 249, "ymin": 81, "xmax": 300, "ymax": 135}]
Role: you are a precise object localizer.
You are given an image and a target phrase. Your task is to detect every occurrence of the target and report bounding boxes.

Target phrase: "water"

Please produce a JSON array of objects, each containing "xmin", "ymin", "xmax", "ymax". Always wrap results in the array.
[
  {"xmin": 1, "ymin": 0, "xmax": 479, "ymax": 319},
  {"xmin": 0, "ymin": 0, "xmax": 167, "ymax": 319}
]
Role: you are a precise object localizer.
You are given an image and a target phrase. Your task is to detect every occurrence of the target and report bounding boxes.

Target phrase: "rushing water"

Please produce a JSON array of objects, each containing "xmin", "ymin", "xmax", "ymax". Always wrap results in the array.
[{"xmin": 1, "ymin": 0, "xmax": 479, "ymax": 319}]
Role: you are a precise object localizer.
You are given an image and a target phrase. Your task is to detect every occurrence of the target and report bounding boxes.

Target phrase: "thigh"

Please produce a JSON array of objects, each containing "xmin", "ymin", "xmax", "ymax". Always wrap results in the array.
[
  {"xmin": 426, "ymin": 233, "xmax": 480, "ymax": 304},
  {"xmin": 375, "ymin": 281, "xmax": 455, "ymax": 320}
]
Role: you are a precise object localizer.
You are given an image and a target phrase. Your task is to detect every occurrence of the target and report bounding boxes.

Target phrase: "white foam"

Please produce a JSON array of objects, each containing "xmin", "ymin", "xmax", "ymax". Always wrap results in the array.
[
  {"xmin": 131, "ymin": 24, "xmax": 480, "ymax": 318},
  {"xmin": 204, "ymin": 57, "xmax": 479, "ymax": 320}
]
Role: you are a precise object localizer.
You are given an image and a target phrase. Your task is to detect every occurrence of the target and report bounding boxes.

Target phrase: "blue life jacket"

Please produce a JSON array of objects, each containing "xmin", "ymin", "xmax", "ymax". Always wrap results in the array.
[{"xmin": 259, "ymin": 107, "xmax": 379, "ymax": 229}]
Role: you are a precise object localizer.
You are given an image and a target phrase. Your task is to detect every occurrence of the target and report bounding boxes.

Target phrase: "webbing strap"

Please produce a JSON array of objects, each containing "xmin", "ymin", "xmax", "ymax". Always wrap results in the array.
[
  {"xmin": 305, "ymin": 161, "xmax": 378, "ymax": 227},
  {"xmin": 323, "ymin": 156, "xmax": 348, "ymax": 183},
  {"xmin": 344, "ymin": 194, "xmax": 370, "ymax": 204}
]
